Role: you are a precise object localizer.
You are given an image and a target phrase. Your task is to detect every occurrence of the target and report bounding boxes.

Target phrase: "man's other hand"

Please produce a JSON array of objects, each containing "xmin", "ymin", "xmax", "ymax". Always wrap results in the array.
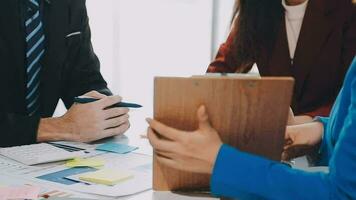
[{"xmin": 37, "ymin": 94, "xmax": 130, "ymax": 143}]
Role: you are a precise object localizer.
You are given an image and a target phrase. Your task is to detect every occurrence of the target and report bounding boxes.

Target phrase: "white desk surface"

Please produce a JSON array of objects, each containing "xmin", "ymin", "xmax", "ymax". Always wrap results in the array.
[
  {"xmin": 1, "ymin": 111, "xmax": 218, "ymax": 200},
  {"xmin": 4, "ymin": 111, "xmax": 320, "ymax": 200},
  {"xmin": 128, "ymin": 191, "xmax": 217, "ymax": 200}
]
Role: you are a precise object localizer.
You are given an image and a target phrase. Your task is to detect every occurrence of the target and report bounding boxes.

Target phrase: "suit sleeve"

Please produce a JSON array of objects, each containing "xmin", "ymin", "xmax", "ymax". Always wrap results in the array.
[
  {"xmin": 210, "ymin": 78, "xmax": 356, "ymax": 200},
  {"xmin": 207, "ymin": 29, "xmax": 253, "ymax": 74},
  {"xmin": 61, "ymin": 0, "xmax": 112, "ymax": 109},
  {"xmin": 0, "ymin": 114, "xmax": 40, "ymax": 147},
  {"xmin": 285, "ymin": 3, "xmax": 355, "ymax": 118}
]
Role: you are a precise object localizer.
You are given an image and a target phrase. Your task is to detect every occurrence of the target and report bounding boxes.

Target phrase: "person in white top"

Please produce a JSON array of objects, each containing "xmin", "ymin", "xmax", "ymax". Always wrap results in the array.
[
  {"xmin": 208, "ymin": 0, "xmax": 355, "ymax": 125},
  {"xmin": 282, "ymin": 0, "xmax": 309, "ymax": 65}
]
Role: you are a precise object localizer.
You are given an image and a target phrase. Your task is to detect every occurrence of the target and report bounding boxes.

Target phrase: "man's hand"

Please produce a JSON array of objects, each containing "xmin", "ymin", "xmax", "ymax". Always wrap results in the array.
[
  {"xmin": 37, "ymin": 93, "xmax": 130, "ymax": 143},
  {"xmin": 282, "ymin": 122, "xmax": 324, "ymax": 161},
  {"xmin": 82, "ymin": 90, "xmax": 107, "ymax": 99},
  {"xmin": 146, "ymin": 106, "xmax": 223, "ymax": 174},
  {"xmin": 60, "ymin": 95, "xmax": 130, "ymax": 142}
]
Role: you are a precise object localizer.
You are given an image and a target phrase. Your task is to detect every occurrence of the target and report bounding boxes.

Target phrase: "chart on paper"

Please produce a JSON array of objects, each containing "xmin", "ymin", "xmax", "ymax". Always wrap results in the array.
[
  {"xmin": 25, "ymin": 152, "xmax": 153, "ymax": 197},
  {"xmin": 0, "ymin": 173, "xmax": 90, "ymax": 199}
]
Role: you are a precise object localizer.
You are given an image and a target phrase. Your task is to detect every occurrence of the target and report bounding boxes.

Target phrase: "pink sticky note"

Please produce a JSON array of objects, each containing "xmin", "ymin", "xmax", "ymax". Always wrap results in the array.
[{"xmin": 0, "ymin": 185, "xmax": 40, "ymax": 200}]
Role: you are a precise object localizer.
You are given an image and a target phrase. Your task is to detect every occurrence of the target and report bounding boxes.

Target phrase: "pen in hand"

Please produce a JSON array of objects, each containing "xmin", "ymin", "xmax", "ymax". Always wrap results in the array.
[{"xmin": 74, "ymin": 96, "xmax": 143, "ymax": 108}]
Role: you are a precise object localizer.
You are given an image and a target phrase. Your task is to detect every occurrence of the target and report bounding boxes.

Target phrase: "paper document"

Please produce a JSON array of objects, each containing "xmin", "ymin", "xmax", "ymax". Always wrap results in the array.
[
  {"xmin": 0, "ymin": 155, "xmax": 41, "ymax": 175},
  {"xmin": 0, "ymin": 185, "xmax": 40, "ymax": 200},
  {"xmin": 26, "ymin": 153, "xmax": 153, "ymax": 197},
  {"xmin": 0, "ymin": 173, "xmax": 90, "ymax": 199},
  {"xmin": 69, "ymin": 170, "xmax": 150, "ymax": 197},
  {"xmin": 77, "ymin": 169, "xmax": 134, "ymax": 186},
  {"xmin": 37, "ymin": 167, "xmax": 98, "ymax": 185}
]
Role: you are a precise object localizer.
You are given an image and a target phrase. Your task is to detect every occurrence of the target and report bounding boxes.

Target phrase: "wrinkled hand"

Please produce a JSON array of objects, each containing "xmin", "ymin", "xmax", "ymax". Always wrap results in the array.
[
  {"xmin": 282, "ymin": 122, "xmax": 324, "ymax": 161},
  {"xmin": 146, "ymin": 106, "xmax": 223, "ymax": 174},
  {"xmin": 37, "ymin": 91, "xmax": 130, "ymax": 143}
]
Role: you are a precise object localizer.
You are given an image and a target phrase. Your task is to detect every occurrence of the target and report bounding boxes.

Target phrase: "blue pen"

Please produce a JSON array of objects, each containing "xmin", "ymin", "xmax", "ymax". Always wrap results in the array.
[{"xmin": 74, "ymin": 97, "xmax": 143, "ymax": 108}]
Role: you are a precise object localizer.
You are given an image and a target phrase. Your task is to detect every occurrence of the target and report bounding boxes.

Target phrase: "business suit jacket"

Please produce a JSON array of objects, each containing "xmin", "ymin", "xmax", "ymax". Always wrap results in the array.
[
  {"xmin": 207, "ymin": 0, "xmax": 356, "ymax": 117},
  {"xmin": 0, "ymin": 0, "xmax": 111, "ymax": 147}
]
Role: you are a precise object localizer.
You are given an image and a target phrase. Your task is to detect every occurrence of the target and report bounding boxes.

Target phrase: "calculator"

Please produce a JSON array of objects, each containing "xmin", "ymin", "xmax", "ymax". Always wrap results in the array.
[{"xmin": 0, "ymin": 143, "xmax": 85, "ymax": 166}]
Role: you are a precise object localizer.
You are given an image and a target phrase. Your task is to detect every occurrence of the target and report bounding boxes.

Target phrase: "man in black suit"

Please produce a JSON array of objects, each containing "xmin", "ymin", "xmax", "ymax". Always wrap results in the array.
[{"xmin": 0, "ymin": 0, "xmax": 130, "ymax": 147}]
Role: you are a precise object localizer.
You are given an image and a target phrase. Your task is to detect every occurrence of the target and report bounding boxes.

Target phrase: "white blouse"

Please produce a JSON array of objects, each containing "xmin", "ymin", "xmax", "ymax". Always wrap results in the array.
[{"xmin": 282, "ymin": 0, "xmax": 309, "ymax": 64}]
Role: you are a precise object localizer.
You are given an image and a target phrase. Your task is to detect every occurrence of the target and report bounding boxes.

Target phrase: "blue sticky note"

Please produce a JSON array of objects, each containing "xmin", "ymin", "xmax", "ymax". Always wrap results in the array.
[
  {"xmin": 37, "ymin": 167, "xmax": 97, "ymax": 185},
  {"xmin": 95, "ymin": 143, "xmax": 138, "ymax": 154}
]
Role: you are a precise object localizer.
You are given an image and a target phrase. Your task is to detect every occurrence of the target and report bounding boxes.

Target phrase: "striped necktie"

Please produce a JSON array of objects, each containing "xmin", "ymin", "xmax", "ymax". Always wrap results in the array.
[{"xmin": 24, "ymin": 0, "xmax": 45, "ymax": 116}]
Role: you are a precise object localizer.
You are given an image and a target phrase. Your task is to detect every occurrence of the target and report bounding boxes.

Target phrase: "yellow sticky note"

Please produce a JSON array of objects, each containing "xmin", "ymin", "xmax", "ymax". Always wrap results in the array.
[
  {"xmin": 79, "ymin": 169, "xmax": 134, "ymax": 186},
  {"xmin": 66, "ymin": 158, "xmax": 105, "ymax": 168}
]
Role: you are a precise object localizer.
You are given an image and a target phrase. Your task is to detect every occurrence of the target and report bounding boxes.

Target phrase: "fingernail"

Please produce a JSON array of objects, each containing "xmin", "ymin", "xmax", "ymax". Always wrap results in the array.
[
  {"xmin": 201, "ymin": 105, "xmax": 206, "ymax": 111},
  {"xmin": 146, "ymin": 118, "xmax": 152, "ymax": 123}
]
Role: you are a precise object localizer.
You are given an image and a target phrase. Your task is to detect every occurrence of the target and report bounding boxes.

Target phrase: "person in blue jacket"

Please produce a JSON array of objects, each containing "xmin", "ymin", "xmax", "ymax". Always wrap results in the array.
[{"xmin": 146, "ymin": 56, "xmax": 356, "ymax": 199}]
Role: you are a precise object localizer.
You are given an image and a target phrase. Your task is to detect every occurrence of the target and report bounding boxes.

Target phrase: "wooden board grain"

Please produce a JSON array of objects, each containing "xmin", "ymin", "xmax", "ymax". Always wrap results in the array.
[{"xmin": 153, "ymin": 77, "xmax": 294, "ymax": 191}]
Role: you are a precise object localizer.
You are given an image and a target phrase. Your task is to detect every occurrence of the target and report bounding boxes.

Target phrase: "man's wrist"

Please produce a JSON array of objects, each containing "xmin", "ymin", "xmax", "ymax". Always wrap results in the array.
[{"xmin": 37, "ymin": 117, "xmax": 73, "ymax": 142}]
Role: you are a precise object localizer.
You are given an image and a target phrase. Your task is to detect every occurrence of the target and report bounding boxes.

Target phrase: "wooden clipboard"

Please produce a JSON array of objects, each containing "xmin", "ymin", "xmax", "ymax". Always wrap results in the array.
[{"xmin": 153, "ymin": 76, "xmax": 294, "ymax": 191}]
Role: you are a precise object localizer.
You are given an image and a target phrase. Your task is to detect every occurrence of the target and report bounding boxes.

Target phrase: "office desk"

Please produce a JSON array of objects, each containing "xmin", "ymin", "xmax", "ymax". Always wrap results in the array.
[
  {"xmin": 2, "ymin": 111, "xmax": 318, "ymax": 200},
  {"xmin": 129, "ymin": 191, "xmax": 217, "ymax": 200},
  {"xmin": 0, "ymin": 110, "xmax": 219, "ymax": 200}
]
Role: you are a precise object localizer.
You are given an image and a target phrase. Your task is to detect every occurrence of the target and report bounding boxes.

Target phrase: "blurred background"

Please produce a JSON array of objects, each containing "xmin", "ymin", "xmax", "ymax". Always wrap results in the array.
[{"xmin": 55, "ymin": 0, "xmax": 235, "ymax": 150}]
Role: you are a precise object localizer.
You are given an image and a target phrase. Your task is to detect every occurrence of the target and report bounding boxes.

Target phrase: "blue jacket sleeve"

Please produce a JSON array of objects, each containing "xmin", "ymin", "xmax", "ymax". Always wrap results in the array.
[
  {"xmin": 317, "ymin": 117, "xmax": 329, "ymax": 129},
  {"xmin": 315, "ymin": 117, "xmax": 330, "ymax": 166},
  {"xmin": 211, "ymin": 80, "xmax": 356, "ymax": 200}
]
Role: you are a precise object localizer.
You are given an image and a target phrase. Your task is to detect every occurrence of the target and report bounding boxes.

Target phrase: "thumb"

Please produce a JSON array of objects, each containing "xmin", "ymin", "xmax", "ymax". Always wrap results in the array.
[
  {"xmin": 197, "ymin": 105, "xmax": 212, "ymax": 131},
  {"xmin": 287, "ymin": 108, "xmax": 295, "ymax": 125},
  {"xmin": 285, "ymin": 126, "xmax": 294, "ymax": 140}
]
